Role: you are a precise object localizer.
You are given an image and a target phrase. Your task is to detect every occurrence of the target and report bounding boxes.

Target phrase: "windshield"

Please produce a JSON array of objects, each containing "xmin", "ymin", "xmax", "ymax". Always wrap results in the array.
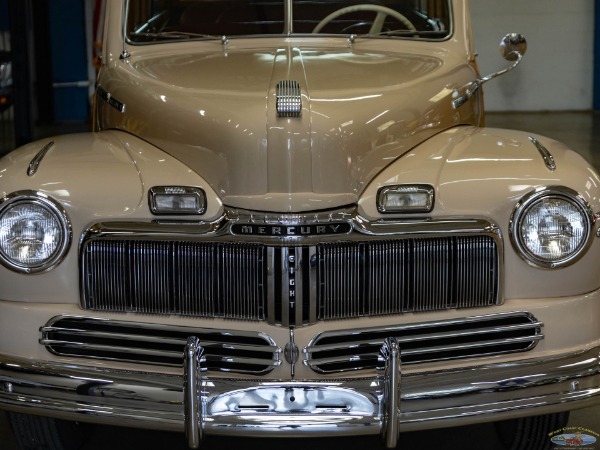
[{"xmin": 126, "ymin": 0, "xmax": 451, "ymax": 42}]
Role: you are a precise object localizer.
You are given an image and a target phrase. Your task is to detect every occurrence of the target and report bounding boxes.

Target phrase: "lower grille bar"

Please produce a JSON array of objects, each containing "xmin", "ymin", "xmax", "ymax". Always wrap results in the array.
[
  {"xmin": 41, "ymin": 317, "xmax": 281, "ymax": 374},
  {"xmin": 305, "ymin": 312, "xmax": 543, "ymax": 373}
]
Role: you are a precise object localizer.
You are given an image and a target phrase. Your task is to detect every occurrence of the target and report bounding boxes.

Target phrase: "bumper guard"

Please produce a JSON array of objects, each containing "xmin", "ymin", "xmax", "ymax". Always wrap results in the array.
[{"xmin": 0, "ymin": 338, "xmax": 599, "ymax": 449}]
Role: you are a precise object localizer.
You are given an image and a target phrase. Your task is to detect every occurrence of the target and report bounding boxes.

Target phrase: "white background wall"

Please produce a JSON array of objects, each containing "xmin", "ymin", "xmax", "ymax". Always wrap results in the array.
[{"xmin": 470, "ymin": 0, "xmax": 594, "ymax": 111}]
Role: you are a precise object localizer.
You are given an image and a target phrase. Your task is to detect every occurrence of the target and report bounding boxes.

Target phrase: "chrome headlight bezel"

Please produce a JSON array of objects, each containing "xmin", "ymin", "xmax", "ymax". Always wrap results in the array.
[
  {"xmin": 509, "ymin": 186, "xmax": 594, "ymax": 269},
  {"xmin": 0, "ymin": 191, "xmax": 72, "ymax": 273}
]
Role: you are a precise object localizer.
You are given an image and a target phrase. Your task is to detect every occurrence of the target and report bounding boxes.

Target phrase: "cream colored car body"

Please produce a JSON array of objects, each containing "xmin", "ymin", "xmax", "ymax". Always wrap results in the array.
[{"xmin": 0, "ymin": 0, "xmax": 599, "ymax": 448}]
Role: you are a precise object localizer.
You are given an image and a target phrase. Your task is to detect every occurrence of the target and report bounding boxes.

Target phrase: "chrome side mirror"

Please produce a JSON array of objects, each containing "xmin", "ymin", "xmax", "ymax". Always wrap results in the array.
[
  {"xmin": 500, "ymin": 33, "xmax": 527, "ymax": 61},
  {"xmin": 453, "ymin": 33, "xmax": 527, "ymax": 109}
]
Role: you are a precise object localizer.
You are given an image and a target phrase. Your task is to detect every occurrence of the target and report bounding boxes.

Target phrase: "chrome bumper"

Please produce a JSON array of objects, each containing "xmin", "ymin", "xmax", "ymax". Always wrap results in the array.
[{"xmin": 0, "ymin": 339, "xmax": 599, "ymax": 449}]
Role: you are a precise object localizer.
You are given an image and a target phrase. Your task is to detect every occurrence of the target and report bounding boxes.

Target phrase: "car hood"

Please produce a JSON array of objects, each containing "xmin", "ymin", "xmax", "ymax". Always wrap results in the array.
[{"xmin": 100, "ymin": 43, "xmax": 479, "ymax": 212}]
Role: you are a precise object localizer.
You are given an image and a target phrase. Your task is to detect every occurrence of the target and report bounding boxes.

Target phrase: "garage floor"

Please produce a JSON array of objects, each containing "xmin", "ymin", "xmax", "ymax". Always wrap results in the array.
[{"xmin": 0, "ymin": 111, "xmax": 599, "ymax": 448}]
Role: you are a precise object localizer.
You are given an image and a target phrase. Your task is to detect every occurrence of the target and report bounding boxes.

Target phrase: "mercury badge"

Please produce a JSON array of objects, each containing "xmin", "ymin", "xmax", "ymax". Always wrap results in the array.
[{"xmin": 231, "ymin": 222, "xmax": 352, "ymax": 236}]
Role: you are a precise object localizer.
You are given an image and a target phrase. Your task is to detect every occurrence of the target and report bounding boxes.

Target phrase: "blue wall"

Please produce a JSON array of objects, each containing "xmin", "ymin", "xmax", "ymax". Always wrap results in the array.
[
  {"xmin": 0, "ymin": 0, "xmax": 8, "ymax": 32},
  {"xmin": 0, "ymin": 0, "xmax": 8, "ymax": 31},
  {"xmin": 48, "ymin": 0, "xmax": 89, "ymax": 122}
]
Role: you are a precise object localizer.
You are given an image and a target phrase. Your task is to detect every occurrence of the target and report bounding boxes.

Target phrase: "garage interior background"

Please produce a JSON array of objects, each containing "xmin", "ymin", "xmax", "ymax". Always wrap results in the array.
[{"xmin": 0, "ymin": 0, "xmax": 598, "ymax": 152}]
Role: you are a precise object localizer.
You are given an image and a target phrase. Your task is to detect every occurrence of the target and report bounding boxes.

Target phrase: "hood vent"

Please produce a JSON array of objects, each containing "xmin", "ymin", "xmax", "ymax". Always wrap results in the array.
[{"xmin": 276, "ymin": 80, "xmax": 302, "ymax": 117}]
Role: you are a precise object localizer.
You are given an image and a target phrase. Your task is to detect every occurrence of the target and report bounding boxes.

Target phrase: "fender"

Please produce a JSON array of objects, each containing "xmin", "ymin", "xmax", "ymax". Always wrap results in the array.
[
  {"xmin": 358, "ymin": 125, "xmax": 600, "ymax": 300},
  {"xmin": 0, "ymin": 130, "xmax": 223, "ymax": 304}
]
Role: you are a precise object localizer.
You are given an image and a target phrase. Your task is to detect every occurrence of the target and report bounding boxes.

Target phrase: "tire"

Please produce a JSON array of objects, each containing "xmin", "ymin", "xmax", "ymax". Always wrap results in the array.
[
  {"xmin": 7, "ymin": 412, "xmax": 89, "ymax": 450},
  {"xmin": 494, "ymin": 412, "xmax": 570, "ymax": 450}
]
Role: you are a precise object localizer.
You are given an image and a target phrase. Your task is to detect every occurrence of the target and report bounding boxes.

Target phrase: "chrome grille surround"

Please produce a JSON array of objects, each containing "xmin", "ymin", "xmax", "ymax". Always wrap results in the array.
[
  {"xmin": 80, "ymin": 214, "xmax": 503, "ymax": 327},
  {"xmin": 40, "ymin": 316, "xmax": 281, "ymax": 374},
  {"xmin": 305, "ymin": 312, "xmax": 544, "ymax": 374}
]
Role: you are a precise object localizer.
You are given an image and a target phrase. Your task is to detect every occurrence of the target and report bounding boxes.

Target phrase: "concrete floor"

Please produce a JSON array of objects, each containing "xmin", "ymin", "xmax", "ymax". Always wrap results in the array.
[{"xmin": 0, "ymin": 112, "xmax": 599, "ymax": 448}]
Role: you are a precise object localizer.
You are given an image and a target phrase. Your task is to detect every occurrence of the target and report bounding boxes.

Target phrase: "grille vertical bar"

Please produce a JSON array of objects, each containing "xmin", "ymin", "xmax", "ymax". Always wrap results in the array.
[
  {"xmin": 86, "ymin": 241, "xmax": 129, "ymax": 312},
  {"xmin": 367, "ymin": 241, "xmax": 408, "ymax": 315},
  {"xmin": 413, "ymin": 238, "xmax": 451, "ymax": 312},
  {"xmin": 176, "ymin": 242, "xmax": 216, "ymax": 316},
  {"xmin": 455, "ymin": 236, "xmax": 497, "ymax": 308},
  {"xmin": 131, "ymin": 241, "xmax": 171, "ymax": 314},
  {"xmin": 318, "ymin": 243, "xmax": 363, "ymax": 319}
]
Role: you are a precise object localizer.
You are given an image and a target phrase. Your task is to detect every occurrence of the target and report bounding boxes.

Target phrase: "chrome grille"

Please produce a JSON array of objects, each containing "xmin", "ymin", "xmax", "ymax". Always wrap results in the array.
[
  {"xmin": 81, "ymin": 234, "xmax": 500, "ymax": 325},
  {"xmin": 318, "ymin": 236, "xmax": 499, "ymax": 319},
  {"xmin": 83, "ymin": 241, "xmax": 266, "ymax": 320},
  {"xmin": 305, "ymin": 312, "xmax": 543, "ymax": 373},
  {"xmin": 40, "ymin": 317, "xmax": 280, "ymax": 374}
]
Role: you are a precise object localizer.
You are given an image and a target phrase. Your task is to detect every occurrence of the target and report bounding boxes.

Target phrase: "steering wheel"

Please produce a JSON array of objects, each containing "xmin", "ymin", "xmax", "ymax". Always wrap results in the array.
[{"xmin": 313, "ymin": 4, "xmax": 417, "ymax": 34}]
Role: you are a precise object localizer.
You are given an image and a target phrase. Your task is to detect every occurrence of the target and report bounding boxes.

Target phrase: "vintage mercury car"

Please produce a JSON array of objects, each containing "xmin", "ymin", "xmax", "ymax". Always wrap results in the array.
[{"xmin": 0, "ymin": 0, "xmax": 599, "ymax": 449}]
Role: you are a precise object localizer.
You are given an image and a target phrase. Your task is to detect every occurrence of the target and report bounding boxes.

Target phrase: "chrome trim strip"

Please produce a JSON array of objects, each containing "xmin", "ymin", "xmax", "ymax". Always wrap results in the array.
[
  {"xmin": 266, "ymin": 247, "xmax": 276, "ymax": 324},
  {"xmin": 84, "ymin": 216, "xmax": 227, "ymax": 240},
  {"xmin": 83, "ymin": 216, "xmax": 500, "ymax": 246},
  {"xmin": 309, "ymin": 320, "xmax": 543, "ymax": 348},
  {"xmin": 0, "ymin": 346, "xmax": 598, "ymax": 436},
  {"xmin": 529, "ymin": 136, "xmax": 556, "ymax": 171},
  {"xmin": 43, "ymin": 315, "xmax": 276, "ymax": 343},
  {"xmin": 27, "ymin": 141, "xmax": 54, "ymax": 176},
  {"xmin": 294, "ymin": 248, "xmax": 304, "ymax": 327},
  {"xmin": 281, "ymin": 248, "xmax": 291, "ymax": 326},
  {"xmin": 184, "ymin": 337, "xmax": 204, "ymax": 449},
  {"xmin": 41, "ymin": 341, "xmax": 184, "ymax": 359},
  {"xmin": 42, "ymin": 341, "xmax": 279, "ymax": 369},
  {"xmin": 380, "ymin": 337, "xmax": 400, "ymax": 449},
  {"xmin": 308, "ymin": 246, "xmax": 318, "ymax": 324},
  {"xmin": 96, "ymin": 86, "xmax": 126, "ymax": 113},
  {"xmin": 308, "ymin": 311, "xmax": 539, "ymax": 341}
]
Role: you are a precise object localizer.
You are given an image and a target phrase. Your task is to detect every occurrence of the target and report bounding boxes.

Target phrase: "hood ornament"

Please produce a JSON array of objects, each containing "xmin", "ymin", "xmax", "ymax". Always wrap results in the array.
[{"xmin": 276, "ymin": 80, "xmax": 302, "ymax": 118}]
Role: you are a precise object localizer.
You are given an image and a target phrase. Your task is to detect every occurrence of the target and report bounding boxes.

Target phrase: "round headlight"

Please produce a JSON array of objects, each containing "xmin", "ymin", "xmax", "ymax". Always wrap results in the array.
[
  {"xmin": 510, "ymin": 186, "xmax": 594, "ymax": 268},
  {"xmin": 0, "ymin": 192, "xmax": 71, "ymax": 273}
]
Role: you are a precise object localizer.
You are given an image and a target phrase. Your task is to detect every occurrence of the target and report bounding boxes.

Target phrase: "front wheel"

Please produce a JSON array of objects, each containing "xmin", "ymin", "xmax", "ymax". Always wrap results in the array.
[
  {"xmin": 7, "ymin": 412, "xmax": 89, "ymax": 450},
  {"xmin": 494, "ymin": 412, "xmax": 570, "ymax": 450}
]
